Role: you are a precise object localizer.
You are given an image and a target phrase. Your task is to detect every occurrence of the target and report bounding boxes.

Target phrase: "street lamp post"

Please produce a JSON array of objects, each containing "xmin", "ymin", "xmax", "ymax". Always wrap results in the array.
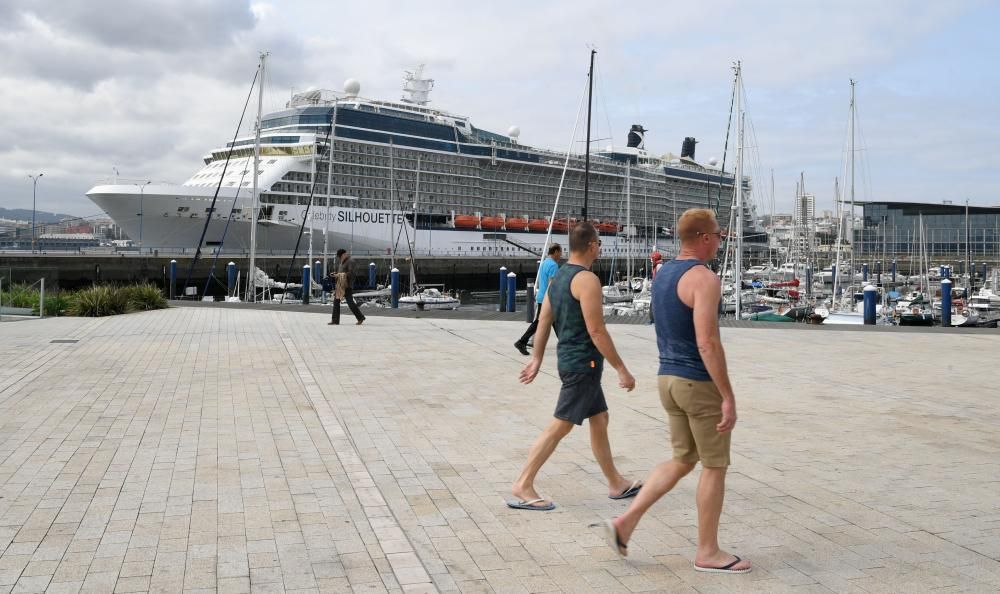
[
  {"xmin": 136, "ymin": 181, "xmax": 150, "ymax": 252},
  {"xmin": 28, "ymin": 173, "xmax": 43, "ymax": 253}
]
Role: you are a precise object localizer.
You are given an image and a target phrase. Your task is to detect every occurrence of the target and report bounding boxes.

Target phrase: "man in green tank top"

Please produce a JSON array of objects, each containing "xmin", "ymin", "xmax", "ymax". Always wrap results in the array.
[{"xmin": 507, "ymin": 222, "xmax": 641, "ymax": 511}]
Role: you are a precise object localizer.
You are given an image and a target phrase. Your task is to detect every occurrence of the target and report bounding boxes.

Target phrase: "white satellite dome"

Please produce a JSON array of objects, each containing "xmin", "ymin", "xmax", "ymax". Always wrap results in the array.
[
  {"xmin": 708, "ymin": 156, "xmax": 719, "ymax": 167},
  {"xmin": 343, "ymin": 79, "xmax": 361, "ymax": 97},
  {"xmin": 507, "ymin": 125, "xmax": 521, "ymax": 139}
]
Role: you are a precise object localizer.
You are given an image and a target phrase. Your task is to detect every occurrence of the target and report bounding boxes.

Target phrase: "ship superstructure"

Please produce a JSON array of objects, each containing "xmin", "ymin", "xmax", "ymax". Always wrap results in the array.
[{"xmin": 87, "ymin": 67, "xmax": 760, "ymax": 258}]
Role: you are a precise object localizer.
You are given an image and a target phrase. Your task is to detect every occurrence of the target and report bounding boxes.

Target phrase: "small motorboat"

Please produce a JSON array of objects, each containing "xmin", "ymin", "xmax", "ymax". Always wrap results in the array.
[{"xmin": 398, "ymin": 288, "xmax": 460, "ymax": 311}]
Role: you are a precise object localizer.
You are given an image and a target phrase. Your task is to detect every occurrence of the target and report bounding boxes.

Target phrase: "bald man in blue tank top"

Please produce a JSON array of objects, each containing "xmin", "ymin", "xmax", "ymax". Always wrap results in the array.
[
  {"xmin": 508, "ymin": 222, "xmax": 643, "ymax": 511},
  {"xmin": 600, "ymin": 208, "xmax": 751, "ymax": 575}
]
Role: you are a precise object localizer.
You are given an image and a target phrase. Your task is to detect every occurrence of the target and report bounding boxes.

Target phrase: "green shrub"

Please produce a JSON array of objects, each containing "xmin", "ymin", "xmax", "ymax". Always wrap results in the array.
[
  {"xmin": 124, "ymin": 283, "xmax": 167, "ymax": 311},
  {"xmin": 69, "ymin": 286, "xmax": 128, "ymax": 317},
  {"xmin": 36, "ymin": 294, "xmax": 72, "ymax": 316},
  {"xmin": 2, "ymin": 284, "xmax": 40, "ymax": 308},
  {"xmin": 68, "ymin": 283, "xmax": 166, "ymax": 316}
]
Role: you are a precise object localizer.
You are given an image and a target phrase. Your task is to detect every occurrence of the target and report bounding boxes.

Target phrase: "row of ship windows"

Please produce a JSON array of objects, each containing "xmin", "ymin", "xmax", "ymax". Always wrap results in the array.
[{"xmin": 203, "ymin": 158, "xmax": 278, "ymax": 170}]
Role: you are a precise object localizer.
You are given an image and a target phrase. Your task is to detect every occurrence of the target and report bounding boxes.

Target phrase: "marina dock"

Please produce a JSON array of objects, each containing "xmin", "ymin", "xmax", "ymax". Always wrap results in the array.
[{"xmin": 1, "ymin": 308, "xmax": 998, "ymax": 592}]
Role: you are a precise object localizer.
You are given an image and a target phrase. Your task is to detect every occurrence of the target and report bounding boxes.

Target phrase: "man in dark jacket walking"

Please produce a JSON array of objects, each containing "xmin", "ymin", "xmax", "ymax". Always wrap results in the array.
[{"xmin": 330, "ymin": 249, "xmax": 366, "ymax": 325}]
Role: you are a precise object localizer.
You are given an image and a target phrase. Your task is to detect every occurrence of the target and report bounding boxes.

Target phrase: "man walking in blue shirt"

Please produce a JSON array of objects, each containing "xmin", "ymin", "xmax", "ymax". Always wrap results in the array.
[
  {"xmin": 598, "ymin": 209, "xmax": 750, "ymax": 574},
  {"xmin": 515, "ymin": 243, "xmax": 562, "ymax": 356}
]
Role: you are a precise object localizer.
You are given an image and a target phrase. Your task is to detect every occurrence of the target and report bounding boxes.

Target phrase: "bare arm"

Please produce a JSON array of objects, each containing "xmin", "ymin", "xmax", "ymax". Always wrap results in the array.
[
  {"xmin": 519, "ymin": 294, "xmax": 553, "ymax": 384},
  {"xmin": 690, "ymin": 267, "xmax": 737, "ymax": 431},
  {"xmin": 532, "ymin": 294, "xmax": 554, "ymax": 359},
  {"xmin": 576, "ymin": 271, "xmax": 635, "ymax": 391}
]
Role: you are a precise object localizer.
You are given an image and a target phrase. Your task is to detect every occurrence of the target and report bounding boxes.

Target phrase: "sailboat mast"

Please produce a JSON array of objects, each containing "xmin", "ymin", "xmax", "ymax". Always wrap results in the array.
[
  {"xmin": 323, "ymin": 100, "xmax": 338, "ymax": 278},
  {"xmin": 307, "ymin": 149, "xmax": 315, "ymax": 277},
  {"xmin": 248, "ymin": 51, "xmax": 267, "ymax": 302},
  {"xmin": 769, "ymin": 169, "xmax": 774, "ymax": 269},
  {"xmin": 849, "ymin": 79, "xmax": 857, "ymax": 289},
  {"xmin": 388, "ymin": 140, "xmax": 396, "ymax": 270},
  {"xmin": 582, "ymin": 49, "xmax": 595, "ymax": 221},
  {"xmin": 966, "ymin": 199, "xmax": 971, "ymax": 287},
  {"xmin": 734, "ymin": 62, "xmax": 744, "ymax": 317},
  {"xmin": 626, "ymin": 162, "xmax": 632, "ymax": 283}
]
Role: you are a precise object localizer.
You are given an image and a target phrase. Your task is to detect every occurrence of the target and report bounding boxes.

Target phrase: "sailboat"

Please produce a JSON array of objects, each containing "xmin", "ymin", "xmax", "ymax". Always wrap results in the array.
[
  {"xmin": 897, "ymin": 214, "xmax": 935, "ymax": 325},
  {"xmin": 816, "ymin": 80, "xmax": 874, "ymax": 324},
  {"xmin": 718, "ymin": 61, "xmax": 754, "ymax": 318},
  {"xmin": 394, "ymin": 150, "xmax": 460, "ymax": 310}
]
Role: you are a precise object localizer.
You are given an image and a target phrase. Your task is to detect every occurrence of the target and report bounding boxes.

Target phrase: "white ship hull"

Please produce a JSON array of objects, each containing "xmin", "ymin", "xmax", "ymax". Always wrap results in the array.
[{"xmin": 86, "ymin": 184, "xmax": 661, "ymax": 259}]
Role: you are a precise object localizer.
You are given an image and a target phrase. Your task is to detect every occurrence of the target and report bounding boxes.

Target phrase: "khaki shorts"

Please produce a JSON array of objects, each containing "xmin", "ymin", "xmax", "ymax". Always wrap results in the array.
[{"xmin": 658, "ymin": 375, "xmax": 731, "ymax": 467}]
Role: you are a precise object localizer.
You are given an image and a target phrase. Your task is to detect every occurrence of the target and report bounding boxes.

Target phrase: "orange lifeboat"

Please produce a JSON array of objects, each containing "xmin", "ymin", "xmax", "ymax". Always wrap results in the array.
[
  {"xmin": 481, "ymin": 216, "xmax": 504, "ymax": 230},
  {"xmin": 454, "ymin": 215, "xmax": 479, "ymax": 229},
  {"xmin": 552, "ymin": 219, "xmax": 570, "ymax": 233},
  {"xmin": 528, "ymin": 219, "xmax": 549, "ymax": 232},
  {"xmin": 506, "ymin": 217, "xmax": 528, "ymax": 231},
  {"xmin": 597, "ymin": 221, "xmax": 619, "ymax": 234}
]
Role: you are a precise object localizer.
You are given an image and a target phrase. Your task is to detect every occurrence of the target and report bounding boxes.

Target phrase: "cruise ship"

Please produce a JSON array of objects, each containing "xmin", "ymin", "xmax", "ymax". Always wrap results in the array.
[{"xmin": 87, "ymin": 66, "xmax": 758, "ymax": 259}]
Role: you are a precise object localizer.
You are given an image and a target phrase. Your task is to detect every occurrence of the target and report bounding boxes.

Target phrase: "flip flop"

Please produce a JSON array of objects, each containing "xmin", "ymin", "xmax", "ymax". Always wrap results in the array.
[
  {"xmin": 693, "ymin": 555, "xmax": 751, "ymax": 574},
  {"xmin": 591, "ymin": 518, "xmax": 628, "ymax": 557},
  {"xmin": 609, "ymin": 480, "xmax": 642, "ymax": 500},
  {"xmin": 506, "ymin": 498, "xmax": 556, "ymax": 511}
]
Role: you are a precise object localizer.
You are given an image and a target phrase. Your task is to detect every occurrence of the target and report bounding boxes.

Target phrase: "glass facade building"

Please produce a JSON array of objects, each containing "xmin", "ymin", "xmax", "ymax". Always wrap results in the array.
[{"xmin": 856, "ymin": 201, "xmax": 1000, "ymax": 261}]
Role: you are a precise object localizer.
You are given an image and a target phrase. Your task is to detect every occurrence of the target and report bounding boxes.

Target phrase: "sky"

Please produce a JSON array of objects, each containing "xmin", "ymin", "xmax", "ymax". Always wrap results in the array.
[{"xmin": 1, "ymin": 0, "xmax": 998, "ymax": 219}]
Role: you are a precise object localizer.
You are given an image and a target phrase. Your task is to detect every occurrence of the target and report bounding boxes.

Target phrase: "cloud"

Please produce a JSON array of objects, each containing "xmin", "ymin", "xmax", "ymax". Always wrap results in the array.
[{"xmin": 0, "ymin": 0, "xmax": 996, "ymax": 219}]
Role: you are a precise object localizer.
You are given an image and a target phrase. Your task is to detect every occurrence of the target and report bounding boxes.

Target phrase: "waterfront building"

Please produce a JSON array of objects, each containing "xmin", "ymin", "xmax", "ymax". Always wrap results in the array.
[{"xmin": 855, "ymin": 201, "xmax": 1000, "ymax": 263}]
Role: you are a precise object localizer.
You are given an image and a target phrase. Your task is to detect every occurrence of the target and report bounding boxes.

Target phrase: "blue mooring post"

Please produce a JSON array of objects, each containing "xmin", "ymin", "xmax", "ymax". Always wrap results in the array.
[
  {"xmin": 301, "ymin": 265, "xmax": 310, "ymax": 305},
  {"xmin": 805, "ymin": 266, "xmax": 813, "ymax": 298},
  {"xmin": 498, "ymin": 266, "xmax": 508, "ymax": 312},
  {"xmin": 982, "ymin": 262, "xmax": 988, "ymax": 281},
  {"xmin": 368, "ymin": 262, "xmax": 376, "ymax": 289},
  {"xmin": 169, "ymin": 259, "xmax": 177, "ymax": 299},
  {"xmin": 941, "ymin": 278, "xmax": 952, "ymax": 327},
  {"xmin": 875, "ymin": 261, "xmax": 882, "ymax": 281},
  {"xmin": 862, "ymin": 263, "xmax": 869, "ymax": 283},
  {"xmin": 863, "ymin": 285, "xmax": 877, "ymax": 325},
  {"xmin": 506, "ymin": 272, "xmax": 517, "ymax": 313},
  {"xmin": 526, "ymin": 282, "xmax": 535, "ymax": 322},
  {"xmin": 226, "ymin": 261, "xmax": 237, "ymax": 296},
  {"xmin": 390, "ymin": 268, "xmax": 400, "ymax": 308},
  {"xmin": 313, "ymin": 260, "xmax": 322, "ymax": 290},
  {"xmin": 891, "ymin": 260, "xmax": 897, "ymax": 283}
]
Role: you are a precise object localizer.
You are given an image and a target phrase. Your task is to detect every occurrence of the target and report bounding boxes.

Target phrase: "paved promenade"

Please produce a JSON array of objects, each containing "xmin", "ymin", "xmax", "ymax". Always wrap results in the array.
[{"xmin": 1, "ymin": 308, "xmax": 998, "ymax": 593}]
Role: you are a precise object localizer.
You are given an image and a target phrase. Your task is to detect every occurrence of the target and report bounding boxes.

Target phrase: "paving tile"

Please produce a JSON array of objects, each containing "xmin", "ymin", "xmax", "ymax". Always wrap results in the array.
[{"xmin": 1, "ymin": 309, "xmax": 999, "ymax": 593}]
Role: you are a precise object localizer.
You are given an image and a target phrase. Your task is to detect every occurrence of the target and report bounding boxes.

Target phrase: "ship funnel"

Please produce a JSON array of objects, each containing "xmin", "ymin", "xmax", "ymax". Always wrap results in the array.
[
  {"xmin": 681, "ymin": 137, "xmax": 697, "ymax": 159},
  {"xmin": 626, "ymin": 124, "xmax": 647, "ymax": 149}
]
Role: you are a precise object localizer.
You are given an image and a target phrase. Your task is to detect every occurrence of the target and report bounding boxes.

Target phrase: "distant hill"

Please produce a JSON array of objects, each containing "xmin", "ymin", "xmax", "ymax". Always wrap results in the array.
[{"xmin": 0, "ymin": 208, "xmax": 78, "ymax": 224}]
